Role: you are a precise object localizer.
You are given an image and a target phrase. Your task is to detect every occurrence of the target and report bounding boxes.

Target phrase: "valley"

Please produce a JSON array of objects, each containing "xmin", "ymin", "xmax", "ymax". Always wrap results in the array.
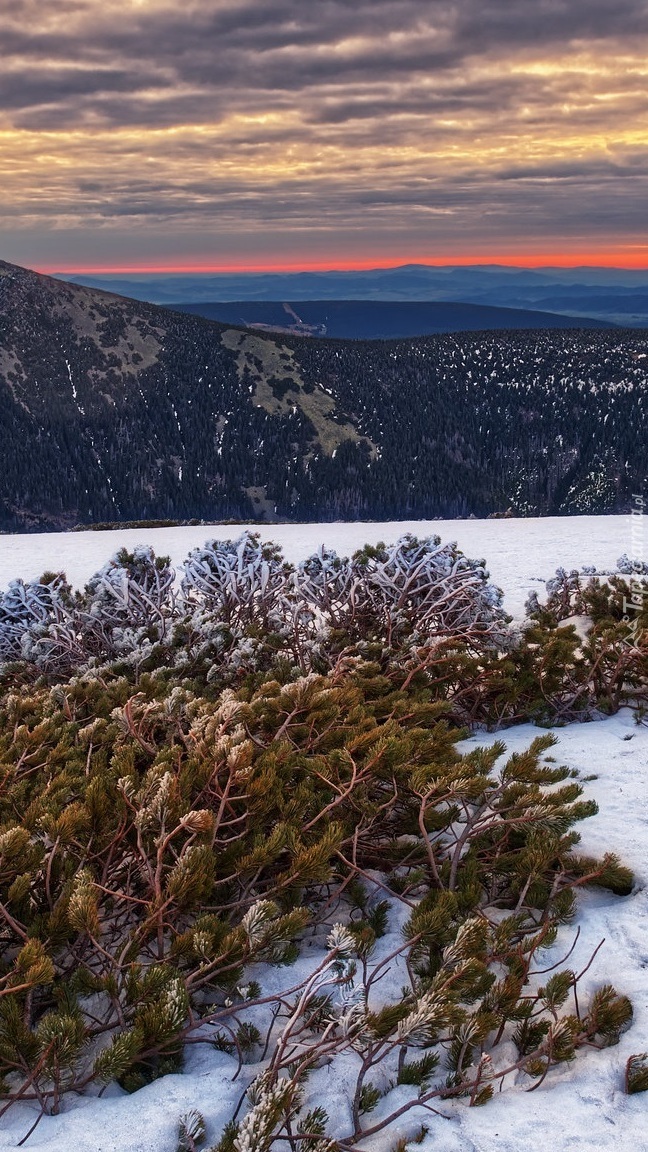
[{"xmin": 0, "ymin": 259, "xmax": 646, "ymax": 533}]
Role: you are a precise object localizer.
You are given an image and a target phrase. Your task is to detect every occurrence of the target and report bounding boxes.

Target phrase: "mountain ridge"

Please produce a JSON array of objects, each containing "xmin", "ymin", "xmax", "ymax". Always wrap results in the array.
[
  {"xmin": 167, "ymin": 298, "xmax": 617, "ymax": 340},
  {"xmin": 1, "ymin": 259, "xmax": 647, "ymax": 532},
  {"xmin": 57, "ymin": 262, "xmax": 648, "ymax": 324}
]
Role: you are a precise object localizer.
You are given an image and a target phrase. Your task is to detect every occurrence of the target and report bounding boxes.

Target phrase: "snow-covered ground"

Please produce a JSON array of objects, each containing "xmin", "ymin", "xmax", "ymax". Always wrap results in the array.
[
  {"xmin": 0, "ymin": 515, "xmax": 639, "ymax": 620},
  {"xmin": 0, "ymin": 711, "xmax": 645, "ymax": 1152},
  {"xmin": 0, "ymin": 515, "xmax": 646, "ymax": 1150},
  {"xmin": 455, "ymin": 713, "xmax": 648, "ymax": 1152}
]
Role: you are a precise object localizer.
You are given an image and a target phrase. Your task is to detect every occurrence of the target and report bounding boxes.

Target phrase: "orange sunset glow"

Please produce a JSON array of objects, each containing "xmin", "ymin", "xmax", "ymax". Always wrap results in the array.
[{"xmin": 41, "ymin": 250, "xmax": 648, "ymax": 276}]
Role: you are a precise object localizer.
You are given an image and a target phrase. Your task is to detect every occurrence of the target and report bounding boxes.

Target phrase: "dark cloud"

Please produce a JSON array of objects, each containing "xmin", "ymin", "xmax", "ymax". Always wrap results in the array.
[
  {"xmin": 2, "ymin": 0, "xmax": 647, "ymax": 124},
  {"xmin": 0, "ymin": 0, "xmax": 647, "ymax": 264},
  {"xmin": 0, "ymin": 68, "xmax": 166, "ymax": 114}
]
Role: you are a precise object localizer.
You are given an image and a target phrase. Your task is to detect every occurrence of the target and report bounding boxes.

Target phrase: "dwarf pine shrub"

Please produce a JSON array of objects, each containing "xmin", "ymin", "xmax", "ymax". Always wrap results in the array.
[
  {"xmin": 0, "ymin": 534, "xmax": 644, "ymax": 1145},
  {"xmin": 0, "ymin": 663, "xmax": 635, "ymax": 1144},
  {"xmin": 521, "ymin": 563, "xmax": 648, "ymax": 722},
  {"xmin": 0, "ymin": 532, "xmax": 510, "ymax": 682},
  {"xmin": 1, "ymin": 533, "xmax": 645, "ymax": 726}
]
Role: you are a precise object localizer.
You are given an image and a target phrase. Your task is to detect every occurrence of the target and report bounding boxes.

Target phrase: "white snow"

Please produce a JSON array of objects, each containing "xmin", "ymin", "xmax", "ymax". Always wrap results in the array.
[
  {"xmin": 0, "ymin": 515, "xmax": 638, "ymax": 621},
  {"xmin": 0, "ymin": 516, "xmax": 646, "ymax": 1150},
  {"xmin": 64, "ymin": 359, "xmax": 84, "ymax": 415},
  {"xmin": 454, "ymin": 712, "xmax": 648, "ymax": 1152}
]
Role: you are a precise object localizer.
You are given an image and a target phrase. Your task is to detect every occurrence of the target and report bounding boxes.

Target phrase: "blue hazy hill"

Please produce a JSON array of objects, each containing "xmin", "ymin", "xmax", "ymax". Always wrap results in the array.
[
  {"xmin": 60, "ymin": 264, "xmax": 648, "ymax": 326},
  {"xmin": 165, "ymin": 298, "xmax": 617, "ymax": 338}
]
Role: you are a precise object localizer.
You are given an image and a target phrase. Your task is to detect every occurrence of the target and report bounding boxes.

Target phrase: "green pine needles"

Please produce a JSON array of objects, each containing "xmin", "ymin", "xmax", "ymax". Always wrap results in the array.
[
  {"xmin": 0, "ymin": 534, "xmax": 644, "ymax": 1147},
  {"xmin": 0, "ymin": 664, "xmax": 636, "ymax": 1146}
]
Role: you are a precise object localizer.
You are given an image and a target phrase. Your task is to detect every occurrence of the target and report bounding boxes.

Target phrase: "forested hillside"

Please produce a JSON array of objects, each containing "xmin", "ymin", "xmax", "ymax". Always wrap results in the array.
[
  {"xmin": 1, "ymin": 260, "xmax": 646, "ymax": 530},
  {"xmin": 168, "ymin": 298, "xmax": 616, "ymax": 339}
]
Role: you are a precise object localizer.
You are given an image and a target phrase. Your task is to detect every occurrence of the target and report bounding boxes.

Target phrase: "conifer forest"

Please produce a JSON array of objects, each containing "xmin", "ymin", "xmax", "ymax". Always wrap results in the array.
[{"xmin": 1, "ymin": 262, "xmax": 647, "ymax": 532}]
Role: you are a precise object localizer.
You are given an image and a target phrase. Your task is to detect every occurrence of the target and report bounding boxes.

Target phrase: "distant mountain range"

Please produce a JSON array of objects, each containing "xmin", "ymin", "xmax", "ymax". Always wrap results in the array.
[
  {"xmin": 59, "ymin": 263, "xmax": 648, "ymax": 327},
  {"xmin": 1, "ymin": 258, "xmax": 647, "ymax": 532}
]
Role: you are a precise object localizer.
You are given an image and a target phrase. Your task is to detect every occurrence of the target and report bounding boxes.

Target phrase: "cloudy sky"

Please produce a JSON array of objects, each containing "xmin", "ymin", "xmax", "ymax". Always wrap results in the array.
[{"xmin": 2, "ymin": 0, "xmax": 648, "ymax": 271}]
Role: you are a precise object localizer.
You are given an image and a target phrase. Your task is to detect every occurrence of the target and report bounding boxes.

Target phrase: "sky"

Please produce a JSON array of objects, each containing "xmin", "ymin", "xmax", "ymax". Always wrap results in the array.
[{"xmin": 1, "ymin": 0, "xmax": 648, "ymax": 272}]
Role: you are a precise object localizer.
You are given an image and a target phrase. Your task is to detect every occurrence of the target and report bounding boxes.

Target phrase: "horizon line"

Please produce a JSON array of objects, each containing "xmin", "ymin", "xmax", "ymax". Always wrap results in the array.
[{"xmin": 37, "ymin": 252, "xmax": 648, "ymax": 276}]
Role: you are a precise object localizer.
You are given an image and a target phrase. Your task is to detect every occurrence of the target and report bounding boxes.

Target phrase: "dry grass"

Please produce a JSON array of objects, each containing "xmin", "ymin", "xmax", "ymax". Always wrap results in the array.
[{"xmin": 221, "ymin": 328, "xmax": 371, "ymax": 456}]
